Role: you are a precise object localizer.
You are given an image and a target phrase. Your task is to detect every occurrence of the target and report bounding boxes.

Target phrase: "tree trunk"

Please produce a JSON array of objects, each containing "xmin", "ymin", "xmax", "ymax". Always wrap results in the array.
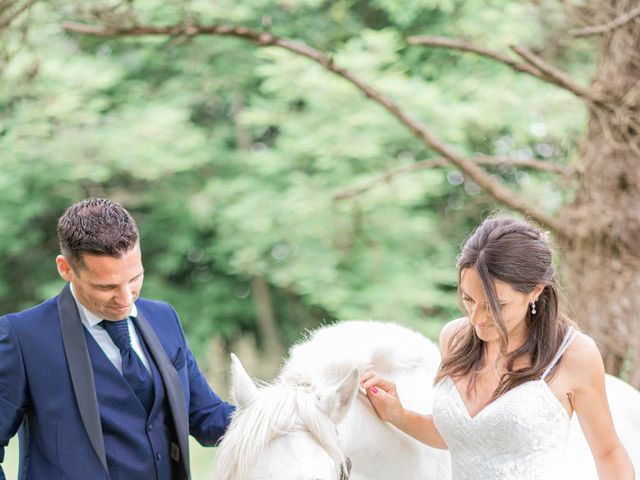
[
  {"xmin": 560, "ymin": 1, "xmax": 640, "ymax": 386},
  {"xmin": 250, "ymin": 275, "xmax": 284, "ymax": 358}
]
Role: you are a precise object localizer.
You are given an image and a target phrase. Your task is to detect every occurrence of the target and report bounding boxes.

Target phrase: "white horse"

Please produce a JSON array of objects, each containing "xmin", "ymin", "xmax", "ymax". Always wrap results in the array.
[
  {"xmin": 212, "ymin": 320, "xmax": 640, "ymax": 480},
  {"xmin": 213, "ymin": 320, "xmax": 451, "ymax": 480}
]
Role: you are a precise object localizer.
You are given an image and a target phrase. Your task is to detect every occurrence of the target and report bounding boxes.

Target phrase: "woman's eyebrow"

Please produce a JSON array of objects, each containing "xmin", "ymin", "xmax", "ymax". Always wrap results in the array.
[{"xmin": 462, "ymin": 290, "xmax": 509, "ymax": 304}]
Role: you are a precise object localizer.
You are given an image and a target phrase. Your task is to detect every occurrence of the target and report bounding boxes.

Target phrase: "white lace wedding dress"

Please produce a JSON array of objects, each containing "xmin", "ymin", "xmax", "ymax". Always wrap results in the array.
[{"xmin": 432, "ymin": 328, "xmax": 578, "ymax": 480}]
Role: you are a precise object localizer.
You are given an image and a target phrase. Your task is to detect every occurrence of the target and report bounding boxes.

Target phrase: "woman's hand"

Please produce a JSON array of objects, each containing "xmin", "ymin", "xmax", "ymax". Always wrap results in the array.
[
  {"xmin": 360, "ymin": 370, "xmax": 405, "ymax": 425},
  {"xmin": 360, "ymin": 370, "xmax": 448, "ymax": 450}
]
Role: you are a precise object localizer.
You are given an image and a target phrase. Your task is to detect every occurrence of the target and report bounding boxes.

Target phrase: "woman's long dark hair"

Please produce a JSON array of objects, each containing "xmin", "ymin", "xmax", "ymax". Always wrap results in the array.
[{"xmin": 434, "ymin": 216, "xmax": 575, "ymax": 400}]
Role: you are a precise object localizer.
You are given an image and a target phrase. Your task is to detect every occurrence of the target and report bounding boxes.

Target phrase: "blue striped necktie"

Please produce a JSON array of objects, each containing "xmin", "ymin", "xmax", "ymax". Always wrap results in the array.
[{"xmin": 101, "ymin": 318, "xmax": 155, "ymax": 414}]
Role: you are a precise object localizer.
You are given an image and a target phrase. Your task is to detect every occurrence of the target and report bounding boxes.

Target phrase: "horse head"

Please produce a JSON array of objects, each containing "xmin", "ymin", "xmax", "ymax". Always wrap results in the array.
[{"xmin": 212, "ymin": 353, "xmax": 358, "ymax": 480}]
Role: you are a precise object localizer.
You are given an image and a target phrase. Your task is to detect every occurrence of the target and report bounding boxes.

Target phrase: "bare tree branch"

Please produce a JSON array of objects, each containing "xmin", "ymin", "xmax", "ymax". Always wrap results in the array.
[
  {"xmin": 334, "ymin": 156, "xmax": 571, "ymax": 201},
  {"xmin": 570, "ymin": 4, "xmax": 640, "ymax": 37},
  {"xmin": 0, "ymin": 0, "xmax": 37, "ymax": 30},
  {"xmin": 560, "ymin": 0, "xmax": 593, "ymax": 27},
  {"xmin": 0, "ymin": 1, "xmax": 15, "ymax": 17},
  {"xmin": 334, "ymin": 159, "xmax": 444, "ymax": 201},
  {"xmin": 407, "ymin": 35, "xmax": 604, "ymax": 104},
  {"xmin": 472, "ymin": 156, "xmax": 571, "ymax": 174},
  {"xmin": 62, "ymin": 20, "xmax": 567, "ymax": 235},
  {"xmin": 408, "ymin": 36, "xmax": 548, "ymax": 78},
  {"xmin": 510, "ymin": 46, "xmax": 605, "ymax": 102}
]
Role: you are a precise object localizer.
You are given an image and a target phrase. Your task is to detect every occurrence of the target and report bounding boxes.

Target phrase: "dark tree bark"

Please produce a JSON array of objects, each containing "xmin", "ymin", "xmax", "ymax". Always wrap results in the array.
[{"xmin": 559, "ymin": 1, "xmax": 640, "ymax": 383}]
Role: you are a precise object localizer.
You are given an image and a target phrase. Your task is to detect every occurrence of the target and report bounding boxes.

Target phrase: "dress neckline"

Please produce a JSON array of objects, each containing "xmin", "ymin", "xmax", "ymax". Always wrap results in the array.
[
  {"xmin": 443, "ymin": 326, "xmax": 578, "ymax": 420},
  {"xmin": 444, "ymin": 376, "xmax": 571, "ymax": 421}
]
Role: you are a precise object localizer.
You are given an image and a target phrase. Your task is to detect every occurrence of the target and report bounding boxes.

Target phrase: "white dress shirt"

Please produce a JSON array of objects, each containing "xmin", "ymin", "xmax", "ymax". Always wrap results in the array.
[{"xmin": 70, "ymin": 284, "xmax": 152, "ymax": 374}]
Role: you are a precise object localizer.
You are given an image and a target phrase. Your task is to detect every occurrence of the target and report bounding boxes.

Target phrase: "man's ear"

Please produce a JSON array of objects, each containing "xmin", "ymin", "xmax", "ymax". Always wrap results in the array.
[
  {"xmin": 317, "ymin": 368, "xmax": 360, "ymax": 424},
  {"xmin": 56, "ymin": 255, "xmax": 73, "ymax": 282},
  {"xmin": 230, "ymin": 353, "xmax": 258, "ymax": 409}
]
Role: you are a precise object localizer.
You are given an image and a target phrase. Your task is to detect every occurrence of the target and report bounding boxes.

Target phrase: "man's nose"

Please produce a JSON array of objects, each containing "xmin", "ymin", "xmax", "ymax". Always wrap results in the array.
[{"xmin": 114, "ymin": 286, "xmax": 133, "ymax": 305}]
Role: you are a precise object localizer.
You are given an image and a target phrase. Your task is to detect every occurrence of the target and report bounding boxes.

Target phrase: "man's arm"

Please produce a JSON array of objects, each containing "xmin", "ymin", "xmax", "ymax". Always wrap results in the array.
[
  {"xmin": 184, "ymin": 348, "xmax": 235, "ymax": 446},
  {"xmin": 0, "ymin": 316, "xmax": 28, "ymax": 479},
  {"xmin": 167, "ymin": 307, "xmax": 235, "ymax": 446}
]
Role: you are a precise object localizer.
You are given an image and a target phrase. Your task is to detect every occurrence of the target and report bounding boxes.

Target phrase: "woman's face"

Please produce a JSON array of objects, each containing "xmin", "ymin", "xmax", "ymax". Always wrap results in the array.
[{"xmin": 460, "ymin": 268, "xmax": 537, "ymax": 345}]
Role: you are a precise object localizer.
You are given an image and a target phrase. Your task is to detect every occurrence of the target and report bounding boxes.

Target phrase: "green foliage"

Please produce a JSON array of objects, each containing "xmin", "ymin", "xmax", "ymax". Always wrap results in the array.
[{"xmin": 1, "ymin": 0, "xmax": 591, "ymax": 356}]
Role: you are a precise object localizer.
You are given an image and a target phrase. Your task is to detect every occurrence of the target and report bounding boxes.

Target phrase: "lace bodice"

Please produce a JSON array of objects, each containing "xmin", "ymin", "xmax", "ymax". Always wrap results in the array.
[{"xmin": 432, "ymin": 328, "xmax": 577, "ymax": 480}]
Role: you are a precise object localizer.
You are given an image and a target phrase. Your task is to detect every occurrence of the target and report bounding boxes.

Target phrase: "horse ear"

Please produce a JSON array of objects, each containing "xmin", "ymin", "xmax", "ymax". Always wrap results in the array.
[
  {"xmin": 230, "ymin": 353, "xmax": 258, "ymax": 409},
  {"xmin": 318, "ymin": 368, "xmax": 360, "ymax": 424}
]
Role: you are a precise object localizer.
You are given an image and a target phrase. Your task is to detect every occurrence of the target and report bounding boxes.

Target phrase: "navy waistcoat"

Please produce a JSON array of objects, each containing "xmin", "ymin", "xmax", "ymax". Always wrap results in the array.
[{"xmin": 84, "ymin": 323, "xmax": 177, "ymax": 480}]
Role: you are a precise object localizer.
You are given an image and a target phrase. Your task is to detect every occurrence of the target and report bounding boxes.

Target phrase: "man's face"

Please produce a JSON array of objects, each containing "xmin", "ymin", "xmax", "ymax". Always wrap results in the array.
[{"xmin": 56, "ymin": 243, "xmax": 144, "ymax": 321}]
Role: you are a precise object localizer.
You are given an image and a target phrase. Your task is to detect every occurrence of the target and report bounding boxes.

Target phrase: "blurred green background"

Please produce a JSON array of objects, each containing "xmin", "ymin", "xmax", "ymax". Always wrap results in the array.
[{"xmin": 1, "ymin": 0, "xmax": 592, "ymax": 477}]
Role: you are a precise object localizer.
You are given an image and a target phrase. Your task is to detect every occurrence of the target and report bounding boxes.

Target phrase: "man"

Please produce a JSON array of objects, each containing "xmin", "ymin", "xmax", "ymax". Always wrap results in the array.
[{"xmin": 0, "ymin": 198, "xmax": 234, "ymax": 479}]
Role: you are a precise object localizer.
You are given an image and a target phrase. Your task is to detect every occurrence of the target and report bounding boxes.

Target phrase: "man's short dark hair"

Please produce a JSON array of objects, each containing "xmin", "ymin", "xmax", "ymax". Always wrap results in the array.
[{"xmin": 57, "ymin": 198, "xmax": 139, "ymax": 269}]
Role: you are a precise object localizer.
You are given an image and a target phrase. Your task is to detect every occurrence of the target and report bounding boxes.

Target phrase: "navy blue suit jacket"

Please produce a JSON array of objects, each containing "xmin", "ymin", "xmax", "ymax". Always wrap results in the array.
[{"xmin": 0, "ymin": 284, "xmax": 234, "ymax": 479}]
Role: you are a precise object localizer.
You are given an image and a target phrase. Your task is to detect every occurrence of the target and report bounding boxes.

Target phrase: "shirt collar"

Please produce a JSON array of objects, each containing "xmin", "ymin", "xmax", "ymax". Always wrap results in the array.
[{"xmin": 69, "ymin": 283, "xmax": 138, "ymax": 327}]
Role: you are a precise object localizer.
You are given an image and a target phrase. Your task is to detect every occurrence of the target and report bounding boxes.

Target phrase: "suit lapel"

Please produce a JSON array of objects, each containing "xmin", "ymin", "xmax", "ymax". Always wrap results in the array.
[
  {"xmin": 57, "ymin": 284, "xmax": 108, "ymax": 472},
  {"xmin": 135, "ymin": 311, "xmax": 191, "ymax": 479}
]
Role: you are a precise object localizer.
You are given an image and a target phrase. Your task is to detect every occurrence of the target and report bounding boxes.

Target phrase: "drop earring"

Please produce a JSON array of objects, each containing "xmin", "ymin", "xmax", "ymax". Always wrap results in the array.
[{"xmin": 531, "ymin": 300, "xmax": 537, "ymax": 315}]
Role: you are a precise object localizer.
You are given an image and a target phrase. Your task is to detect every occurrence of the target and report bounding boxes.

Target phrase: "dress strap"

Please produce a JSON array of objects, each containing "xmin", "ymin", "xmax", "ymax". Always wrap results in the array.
[{"xmin": 540, "ymin": 326, "xmax": 578, "ymax": 380}]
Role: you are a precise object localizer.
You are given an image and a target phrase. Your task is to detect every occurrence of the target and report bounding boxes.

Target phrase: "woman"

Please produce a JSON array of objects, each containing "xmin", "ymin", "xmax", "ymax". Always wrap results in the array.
[{"xmin": 361, "ymin": 216, "xmax": 634, "ymax": 479}]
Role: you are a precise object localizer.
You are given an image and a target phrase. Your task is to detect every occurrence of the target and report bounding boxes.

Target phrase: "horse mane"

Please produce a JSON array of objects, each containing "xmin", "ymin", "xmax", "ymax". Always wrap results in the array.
[{"xmin": 212, "ymin": 382, "xmax": 347, "ymax": 480}]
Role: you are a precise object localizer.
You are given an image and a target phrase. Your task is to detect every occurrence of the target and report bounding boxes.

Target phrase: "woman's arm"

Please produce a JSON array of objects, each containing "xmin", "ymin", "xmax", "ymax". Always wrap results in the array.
[
  {"xmin": 360, "ymin": 370, "xmax": 447, "ymax": 449},
  {"xmin": 569, "ymin": 334, "xmax": 634, "ymax": 479}
]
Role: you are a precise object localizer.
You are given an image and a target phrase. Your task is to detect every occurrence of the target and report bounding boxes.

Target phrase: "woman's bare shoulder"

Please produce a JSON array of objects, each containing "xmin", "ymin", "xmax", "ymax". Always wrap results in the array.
[
  {"xmin": 439, "ymin": 317, "xmax": 467, "ymax": 356},
  {"xmin": 562, "ymin": 331, "xmax": 606, "ymax": 386}
]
